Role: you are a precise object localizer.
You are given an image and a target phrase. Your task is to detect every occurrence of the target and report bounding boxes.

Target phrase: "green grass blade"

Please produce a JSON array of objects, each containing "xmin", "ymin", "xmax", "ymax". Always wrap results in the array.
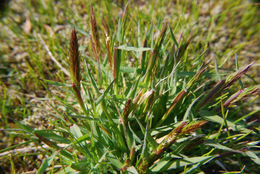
[{"xmin": 37, "ymin": 151, "xmax": 58, "ymax": 174}]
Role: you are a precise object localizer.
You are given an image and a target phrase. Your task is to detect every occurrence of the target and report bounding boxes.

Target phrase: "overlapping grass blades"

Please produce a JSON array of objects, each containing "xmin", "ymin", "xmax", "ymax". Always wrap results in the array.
[
  {"xmin": 46, "ymin": 21, "xmax": 257, "ymax": 172},
  {"xmin": 1, "ymin": 1, "xmax": 258, "ymax": 173}
]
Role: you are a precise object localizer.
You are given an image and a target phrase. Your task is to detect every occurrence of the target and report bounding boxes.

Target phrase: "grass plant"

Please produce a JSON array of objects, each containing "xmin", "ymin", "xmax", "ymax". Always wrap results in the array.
[{"xmin": 0, "ymin": 0, "xmax": 259, "ymax": 173}]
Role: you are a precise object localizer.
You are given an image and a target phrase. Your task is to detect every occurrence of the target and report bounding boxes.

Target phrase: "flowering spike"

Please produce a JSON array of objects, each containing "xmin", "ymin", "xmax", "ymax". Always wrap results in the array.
[
  {"xmin": 181, "ymin": 120, "xmax": 208, "ymax": 134},
  {"xmin": 69, "ymin": 28, "xmax": 81, "ymax": 87},
  {"xmin": 225, "ymin": 61, "xmax": 255, "ymax": 89},
  {"xmin": 69, "ymin": 29, "xmax": 87, "ymax": 115},
  {"xmin": 90, "ymin": 5, "xmax": 100, "ymax": 54}
]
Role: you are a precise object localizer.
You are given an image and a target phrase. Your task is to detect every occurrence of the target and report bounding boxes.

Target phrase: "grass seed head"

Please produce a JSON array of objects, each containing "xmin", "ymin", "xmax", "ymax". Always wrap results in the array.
[
  {"xmin": 122, "ymin": 99, "xmax": 132, "ymax": 125},
  {"xmin": 90, "ymin": 34, "xmax": 99, "ymax": 61},
  {"xmin": 180, "ymin": 120, "xmax": 208, "ymax": 134},
  {"xmin": 90, "ymin": 5, "xmax": 100, "ymax": 54},
  {"xmin": 225, "ymin": 61, "xmax": 255, "ymax": 89},
  {"xmin": 69, "ymin": 28, "xmax": 81, "ymax": 87}
]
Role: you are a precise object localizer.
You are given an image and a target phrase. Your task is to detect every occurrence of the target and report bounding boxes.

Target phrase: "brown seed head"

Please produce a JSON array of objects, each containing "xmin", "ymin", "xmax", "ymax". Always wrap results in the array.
[
  {"xmin": 70, "ymin": 29, "xmax": 81, "ymax": 87},
  {"xmin": 181, "ymin": 120, "xmax": 208, "ymax": 134},
  {"xmin": 90, "ymin": 5, "xmax": 100, "ymax": 54},
  {"xmin": 225, "ymin": 61, "xmax": 255, "ymax": 89}
]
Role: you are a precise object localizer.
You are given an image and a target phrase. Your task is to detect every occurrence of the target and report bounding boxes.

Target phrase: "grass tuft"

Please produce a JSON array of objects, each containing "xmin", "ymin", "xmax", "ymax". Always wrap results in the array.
[{"xmin": 0, "ymin": 0, "xmax": 259, "ymax": 173}]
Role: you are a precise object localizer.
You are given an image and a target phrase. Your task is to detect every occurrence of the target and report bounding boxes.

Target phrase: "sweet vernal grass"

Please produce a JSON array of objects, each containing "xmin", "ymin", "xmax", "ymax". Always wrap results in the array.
[
  {"xmin": 0, "ymin": 0, "xmax": 259, "ymax": 173},
  {"xmin": 34, "ymin": 13, "xmax": 258, "ymax": 174}
]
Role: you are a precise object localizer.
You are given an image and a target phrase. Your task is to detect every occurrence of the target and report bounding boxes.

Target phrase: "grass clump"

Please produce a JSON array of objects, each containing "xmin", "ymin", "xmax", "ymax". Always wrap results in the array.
[
  {"xmin": 49, "ymin": 25, "xmax": 257, "ymax": 173},
  {"xmin": 0, "ymin": 0, "xmax": 259, "ymax": 173}
]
